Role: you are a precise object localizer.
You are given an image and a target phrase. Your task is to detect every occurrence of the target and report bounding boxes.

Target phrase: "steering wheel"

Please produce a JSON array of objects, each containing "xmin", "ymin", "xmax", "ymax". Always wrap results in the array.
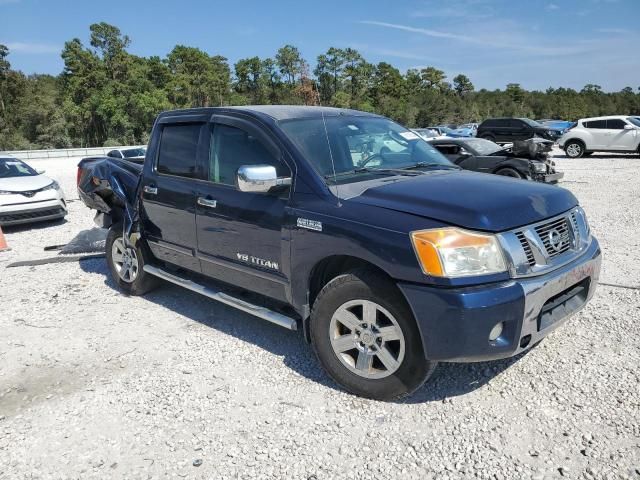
[{"xmin": 358, "ymin": 153, "xmax": 384, "ymax": 168}]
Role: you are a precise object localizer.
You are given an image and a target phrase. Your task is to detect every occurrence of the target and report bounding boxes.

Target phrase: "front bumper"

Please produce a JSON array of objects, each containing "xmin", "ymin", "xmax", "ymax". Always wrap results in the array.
[
  {"xmin": 534, "ymin": 172, "xmax": 564, "ymax": 184},
  {"xmin": 399, "ymin": 237, "xmax": 601, "ymax": 362},
  {"xmin": 0, "ymin": 191, "xmax": 67, "ymax": 226}
]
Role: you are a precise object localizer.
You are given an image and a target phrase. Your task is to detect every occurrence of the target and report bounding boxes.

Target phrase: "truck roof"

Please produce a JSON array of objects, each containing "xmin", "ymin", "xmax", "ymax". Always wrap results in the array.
[{"xmin": 157, "ymin": 105, "xmax": 381, "ymax": 122}]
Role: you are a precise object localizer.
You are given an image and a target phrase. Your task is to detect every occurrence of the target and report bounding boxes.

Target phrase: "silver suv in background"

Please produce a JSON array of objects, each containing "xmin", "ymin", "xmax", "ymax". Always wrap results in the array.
[{"xmin": 559, "ymin": 116, "xmax": 640, "ymax": 158}]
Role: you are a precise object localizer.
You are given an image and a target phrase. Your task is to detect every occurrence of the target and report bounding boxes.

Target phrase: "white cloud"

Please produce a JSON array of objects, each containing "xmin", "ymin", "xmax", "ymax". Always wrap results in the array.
[
  {"xmin": 3, "ymin": 42, "xmax": 60, "ymax": 54},
  {"xmin": 546, "ymin": 3, "xmax": 560, "ymax": 10},
  {"xmin": 358, "ymin": 20, "xmax": 588, "ymax": 57}
]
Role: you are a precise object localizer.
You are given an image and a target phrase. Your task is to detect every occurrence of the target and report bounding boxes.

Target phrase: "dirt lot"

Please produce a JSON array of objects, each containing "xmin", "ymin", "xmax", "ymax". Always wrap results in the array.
[{"xmin": 1, "ymin": 151, "xmax": 639, "ymax": 480}]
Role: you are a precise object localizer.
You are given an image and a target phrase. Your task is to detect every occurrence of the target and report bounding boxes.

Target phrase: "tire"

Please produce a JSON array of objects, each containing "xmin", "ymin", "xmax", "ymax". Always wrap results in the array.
[
  {"xmin": 496, "ymin": 167, "xmax": 524, "ymax": 179},
  {"xmin": 106, "ymin": 223, "xmax": 159, "ymax": 295},
  {"xmin": 564, "ymin": 140, "xmax": 585, "ymax": 158},
  {"xmin": 480, "ymin": 133, "xmax": 496, "ymax": 142},
  {"xmin": 310, "ymin": 268, "xmax": 436, "ymax": 401}
]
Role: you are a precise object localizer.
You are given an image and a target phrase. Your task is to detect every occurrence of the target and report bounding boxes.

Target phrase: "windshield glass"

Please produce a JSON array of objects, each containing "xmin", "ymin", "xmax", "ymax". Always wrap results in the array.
[
  {"xmin": 122, "ymin": 148, "xmax": 146, "ymax": 158},
  {"xmin": 627, "ymin": 117, "xmax": 640, "ymax": 127},
  {"xmin": 0, "ymin": 158, "xmax": 38, "ymax": 178},
  {"xmin": 280, "ymin": 116, "xmax": 454, "ymax": 184},
  {"xmin": 461, "ymin": 138, "xmax": 504, "ymax": 155},
  {"xmin": 520, "ymin": 118, "xmax": 544, "ymax": 128}
]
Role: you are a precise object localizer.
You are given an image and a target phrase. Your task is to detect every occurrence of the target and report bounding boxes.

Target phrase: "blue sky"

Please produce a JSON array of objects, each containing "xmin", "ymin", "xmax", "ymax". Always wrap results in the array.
[{"xmin": 1, "ymin": 0, "xmax": 638, "ymax": 91}]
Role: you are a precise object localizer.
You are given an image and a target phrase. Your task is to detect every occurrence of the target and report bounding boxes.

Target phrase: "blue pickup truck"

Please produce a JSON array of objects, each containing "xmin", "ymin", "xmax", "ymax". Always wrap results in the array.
[{"xmin": 77, "ymin": 106, "xmax": 601, "ymax": 400}]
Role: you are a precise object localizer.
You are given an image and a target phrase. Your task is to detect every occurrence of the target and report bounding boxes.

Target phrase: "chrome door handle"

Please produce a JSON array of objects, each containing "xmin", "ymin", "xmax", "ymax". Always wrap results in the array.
[
  {"xmin": 197, "ymin": 197, "xmax": 217, "ymax": 208},
  {"xmin": 143, "ymin": 185, "xmax": 158, "ymax": 195}
]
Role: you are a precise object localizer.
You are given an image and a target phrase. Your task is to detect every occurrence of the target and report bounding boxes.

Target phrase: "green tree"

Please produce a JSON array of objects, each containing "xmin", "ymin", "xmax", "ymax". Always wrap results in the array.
[{"xmin": 453, "ymin": 74, "xmax": 474, "ymax": 96}]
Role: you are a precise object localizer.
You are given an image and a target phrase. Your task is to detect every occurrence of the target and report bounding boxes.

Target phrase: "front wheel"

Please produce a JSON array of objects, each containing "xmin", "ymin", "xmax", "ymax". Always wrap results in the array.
[
  {"xmin": 496, "ymin": 167, "xmax": 524, "ymax": 179},
  {"xmin": 310, "ymin": 268, "xmax": 436, "ymax": 400},
  {"xmin": 106, "ymin": 223, "xmax": 159, "ymax": 295}
]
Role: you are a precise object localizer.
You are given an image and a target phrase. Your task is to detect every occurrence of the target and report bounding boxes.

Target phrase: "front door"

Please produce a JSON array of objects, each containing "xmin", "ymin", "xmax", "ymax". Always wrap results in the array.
[
  {"xmin": 195, "ymin": 117, "xmax": 293, "ymax": 302},
  {"xmin": 605, "ymin": 118, "xmax": 637, "ymax": 151}
]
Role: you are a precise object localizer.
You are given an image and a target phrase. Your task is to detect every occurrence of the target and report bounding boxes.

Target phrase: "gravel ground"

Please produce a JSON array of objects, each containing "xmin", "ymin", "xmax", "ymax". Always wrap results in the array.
[{"xmin": 1, "ymin": 151, "xmax": 639, "ymax": 479}]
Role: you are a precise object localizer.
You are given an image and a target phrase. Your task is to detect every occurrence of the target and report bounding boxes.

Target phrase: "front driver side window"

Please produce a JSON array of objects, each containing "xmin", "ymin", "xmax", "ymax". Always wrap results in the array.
[{"xmin": 209, "ymin": 124, "xmax": 289, "ymax": 186}]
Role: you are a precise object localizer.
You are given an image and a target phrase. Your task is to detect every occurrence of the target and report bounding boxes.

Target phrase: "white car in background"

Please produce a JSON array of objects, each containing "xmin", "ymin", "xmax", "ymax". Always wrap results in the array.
[
  {"xmin": 412, "ymin": 128, "xmax": 448, "ymax": 141},
  {"xmin": 559, "ymin": 115, "xmax": 640, "ymax": 158},
  {"xmin": 0, "ymin": 156, "xmax": 68, "ymax": 226},
  {"xmin": 106, "ymin": 146, "xmax": 147, "ymax": 163}
]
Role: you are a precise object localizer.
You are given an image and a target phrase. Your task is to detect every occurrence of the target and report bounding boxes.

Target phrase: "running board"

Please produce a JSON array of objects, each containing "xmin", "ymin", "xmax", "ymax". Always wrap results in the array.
[{"xmin": 143, "ymin": 265, "xmax": 297, "ymax": 331}]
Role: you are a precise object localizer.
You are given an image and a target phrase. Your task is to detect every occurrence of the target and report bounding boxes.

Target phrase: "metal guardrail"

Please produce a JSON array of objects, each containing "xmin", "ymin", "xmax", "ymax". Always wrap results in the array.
[{"xmin": 1, "ymin": 146, "xmax": 145, "ymax": 161}]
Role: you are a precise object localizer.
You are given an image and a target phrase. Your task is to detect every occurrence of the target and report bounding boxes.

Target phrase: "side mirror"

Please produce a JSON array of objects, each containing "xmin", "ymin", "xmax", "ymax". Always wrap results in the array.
[
  {"xmin": 37, "ymin": 169, "xmax": 46, "ymax": 175},
  {"xmin": 623, "ymin": 124, "xmax": 634, "ymax": 130},
  {"xmin": 236, "ymin": 165, "xmax": 291, "ymax": 193}
]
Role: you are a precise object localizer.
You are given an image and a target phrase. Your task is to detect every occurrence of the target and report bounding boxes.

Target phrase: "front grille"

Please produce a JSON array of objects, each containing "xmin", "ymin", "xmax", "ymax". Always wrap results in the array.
[
  {"xmin": 0, "ymin": 207, "xmax": 65, "ymax": 223},
  {"xmin": 515, "ymin": 231, "xmax": 535, "ymax": 266},
  {"xmin": 534, "ymin": 217, "xmax": 572, "ymax": 257}
]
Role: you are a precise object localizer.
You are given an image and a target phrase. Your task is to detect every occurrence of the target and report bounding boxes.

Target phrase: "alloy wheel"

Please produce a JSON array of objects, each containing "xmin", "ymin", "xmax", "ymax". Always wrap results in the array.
[
  {"xmin": 329, "ymin": 299, "xmax": 406, "ymax": 379},
  {"xmin": 111, "ymin": 237, "xmax": 139, "ymax": 283}
]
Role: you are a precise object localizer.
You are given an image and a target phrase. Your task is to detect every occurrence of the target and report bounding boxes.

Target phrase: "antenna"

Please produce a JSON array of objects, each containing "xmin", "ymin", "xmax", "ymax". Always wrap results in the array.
[{"xmin": 321, "ymin": 109, "xmax": 341, "ymax": 205}]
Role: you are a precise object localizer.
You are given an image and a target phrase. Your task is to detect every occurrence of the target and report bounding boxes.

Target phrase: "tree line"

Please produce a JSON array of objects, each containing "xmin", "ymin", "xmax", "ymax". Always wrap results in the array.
[{"xmin": 1, "ymin": 22, "xmax": 639, "ymax": 150}]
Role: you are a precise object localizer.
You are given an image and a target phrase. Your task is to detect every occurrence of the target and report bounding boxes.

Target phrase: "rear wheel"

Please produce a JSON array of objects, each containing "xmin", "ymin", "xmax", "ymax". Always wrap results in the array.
[
  {"xmin": 310, "ymin": 268, "xmax": 436, "ymax": 400},
  {"xmin": 565, "ymin": 140, "xmax": 585, "ymax": 158},
  {"xmin": 106, "ymin": 223, "xmax": 159, "ymax": 295},
  {"xmin": 496, "ymin": 167, "xmax": 524, "ymax": 179}
]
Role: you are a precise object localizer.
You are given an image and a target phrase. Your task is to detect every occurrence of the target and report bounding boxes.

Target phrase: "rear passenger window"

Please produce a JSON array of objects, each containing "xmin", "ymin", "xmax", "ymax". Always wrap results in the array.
[
  {"xmin": 606, "ymin": 119, "xmax": 626, "ymax": 130},
  {"xmin": 157, "ymin": 124, "xmax": 202, "ymax": 178},
  {"xmin": 209, "ymin": 124, "xmax": 289, "ymax": 186},
  {"xmin": 584, "ymin": 120, "xmax": 607, "ymax": 129}
]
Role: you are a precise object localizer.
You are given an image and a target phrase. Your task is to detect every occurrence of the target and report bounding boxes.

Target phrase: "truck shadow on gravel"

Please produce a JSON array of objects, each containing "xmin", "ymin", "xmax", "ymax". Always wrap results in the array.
[{"xmin": 80, "ymin": 257, "xmax": 528, "ymax": 403}]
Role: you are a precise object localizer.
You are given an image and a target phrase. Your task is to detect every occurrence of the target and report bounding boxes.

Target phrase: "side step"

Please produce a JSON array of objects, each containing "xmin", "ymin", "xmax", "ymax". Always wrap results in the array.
[{"xmin": 143, "ymin": 265, "xmax": 298, "ymax": 331}]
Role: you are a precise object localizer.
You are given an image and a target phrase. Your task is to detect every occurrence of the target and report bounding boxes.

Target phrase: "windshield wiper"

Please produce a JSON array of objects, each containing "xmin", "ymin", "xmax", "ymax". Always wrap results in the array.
[
  {"xmin": 403, "ymin": 162, "xmax": 460, "ymax": 170},
  {"xmin": 325, "ymin": 167, "xmax": 423, "ymax": 180}
]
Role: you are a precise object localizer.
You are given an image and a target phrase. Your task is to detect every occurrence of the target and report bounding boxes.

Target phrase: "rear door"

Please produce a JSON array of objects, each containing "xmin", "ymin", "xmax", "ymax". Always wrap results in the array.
[
  {"xmin": 194, "ymin": 115, "xmax": 293, "ymax": 302},
  {"xmin": 582, "ymin": 120, "xmax": 607, "ymax": 149},
  {"xmin": 141, "ymin": 119, "xmax": 208, "ymax": 272},
  {"xmin": 509, "ymin": 120, "xmax": 531, "ymax": 141}
]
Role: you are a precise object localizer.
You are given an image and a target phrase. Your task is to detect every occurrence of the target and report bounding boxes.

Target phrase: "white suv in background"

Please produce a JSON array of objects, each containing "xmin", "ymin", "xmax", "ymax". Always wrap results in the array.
[{"xmin": 559, "ymin": 115, "xmax": 640, "ymax": 158}]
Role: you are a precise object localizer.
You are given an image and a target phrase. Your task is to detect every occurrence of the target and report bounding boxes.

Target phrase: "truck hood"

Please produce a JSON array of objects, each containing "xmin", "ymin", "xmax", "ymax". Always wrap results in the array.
[{"xmin": 347, "ymin": 170, "xmax": 577, "ymax": 232}]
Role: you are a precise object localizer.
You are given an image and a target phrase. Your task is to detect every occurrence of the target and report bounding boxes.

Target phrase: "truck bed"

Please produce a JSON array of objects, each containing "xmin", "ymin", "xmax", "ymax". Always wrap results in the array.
[{"xmin": 77, "ymin": 156, "xmax": 143, "ymax": 214}]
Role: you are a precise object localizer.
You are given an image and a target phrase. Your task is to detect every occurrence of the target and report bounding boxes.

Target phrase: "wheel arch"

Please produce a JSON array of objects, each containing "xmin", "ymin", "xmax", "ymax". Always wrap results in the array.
[{"xmin": 302, "ymin": 255, "xmax": 398, "ymax": 343}]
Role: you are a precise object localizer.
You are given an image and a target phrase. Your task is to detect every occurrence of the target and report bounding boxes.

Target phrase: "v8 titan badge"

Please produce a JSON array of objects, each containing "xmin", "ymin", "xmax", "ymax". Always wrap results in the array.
[{"xmin": 237, "ymin": 253, "xmax": 279, "ymax": 271}]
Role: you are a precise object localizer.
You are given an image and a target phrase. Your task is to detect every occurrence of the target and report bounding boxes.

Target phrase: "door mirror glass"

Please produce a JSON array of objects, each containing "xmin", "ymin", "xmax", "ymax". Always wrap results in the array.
[{"xmin": 237, "ymin": 164, "xmax": 291, "ymax": 193}]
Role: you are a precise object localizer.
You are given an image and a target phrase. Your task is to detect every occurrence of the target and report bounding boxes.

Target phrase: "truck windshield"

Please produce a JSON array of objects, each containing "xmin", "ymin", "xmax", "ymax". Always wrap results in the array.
[
  {"xmin": 280, "ymin": 116, "xmax": 454, "ymax": 184},
  {"xmin": 0, "ymin": 158, "xmax": 38, "ymax": 178}
]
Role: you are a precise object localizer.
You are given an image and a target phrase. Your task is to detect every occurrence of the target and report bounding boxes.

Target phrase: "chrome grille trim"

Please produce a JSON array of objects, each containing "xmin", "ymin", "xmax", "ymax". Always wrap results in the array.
[{"xmin": 498, "ymin": 207, "xmax": 592, "ymax": 278}]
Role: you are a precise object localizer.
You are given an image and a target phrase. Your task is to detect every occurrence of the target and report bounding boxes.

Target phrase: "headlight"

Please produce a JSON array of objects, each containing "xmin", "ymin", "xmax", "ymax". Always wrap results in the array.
[
  {"xmin": 41, "ymin": 181, "xmax": 60, "ymax": 191},
  {"xmin": 410, "ymin": 228, "xmax": 507, "ymax": 278},
  {"xmin": 531, "ymin": 162, "xmax": 547, "ymax": 173}
]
